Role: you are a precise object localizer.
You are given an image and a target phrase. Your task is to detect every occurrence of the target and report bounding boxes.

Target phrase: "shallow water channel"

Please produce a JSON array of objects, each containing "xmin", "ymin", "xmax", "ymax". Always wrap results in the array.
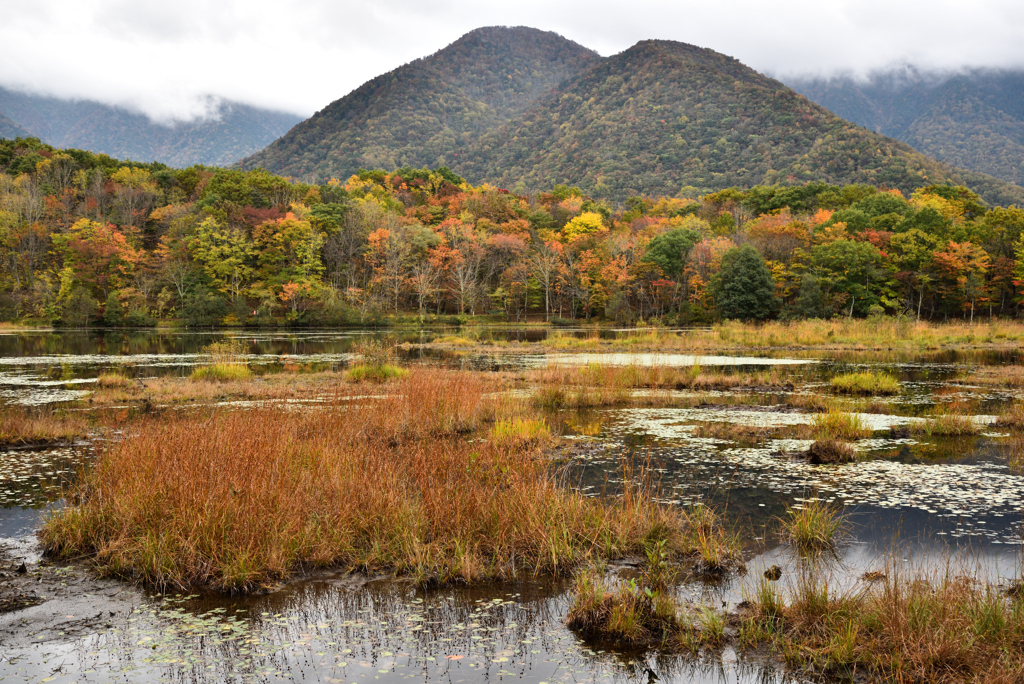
[{"xmin": 1, "ymin": 328, "xmax": 1022, "ymax": 683}]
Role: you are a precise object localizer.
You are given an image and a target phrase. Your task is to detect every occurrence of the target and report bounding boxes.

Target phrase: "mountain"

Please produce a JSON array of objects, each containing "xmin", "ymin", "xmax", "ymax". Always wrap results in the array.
[
  {"xmin": 788, "ymin": 68, "xmax": 1024, "ymax": 187},
  {"xmin": 0, "ymin": 111, "xmax": 30, "ymax": 140},
  {"xmin": 0, "ymin": 87, "xmax": 302, "ymax": 167},
  {"xmin": 240, "ymin": 26, "xmax": 599, "ymax": 179},
  {"xmin": 242, "ymin": 29, "xmax": 1024, "ymax": 206},
  {"xmin": 460, "ymin": 41, "xmax": 1024, "ymax": 205}
]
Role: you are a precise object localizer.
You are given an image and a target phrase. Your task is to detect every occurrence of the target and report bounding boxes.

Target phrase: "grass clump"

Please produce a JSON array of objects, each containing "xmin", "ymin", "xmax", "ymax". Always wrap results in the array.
[
  {"xmin": 806, "ymin": 439, "xmax": 857, "ymax": 465},
  {"xmin": 431, "ymin": 335, "xmax": 476, "ymax": 347},
  {"xmin": 96, "ymin": 372, "xmax": 133, "ymax": 388},
  {"xmin": 566, "ymin": 570, "xmax": 681, "ymax": 645},
  {"xmin": 490, "ymin": 418, "xmax": 550, "ymax": 448},
  {"xmin": 780, "ymin": 498, "xmax": 846, "ymax": 553},
  {"xmin": 913, "ymin": 405, "xmax": 981, "ymax": 436},
  {"xmin": 830, "ymin": 371, "xmax": 900, "ymax": 395},
  {"xmin": 190, "ymin": 340, "xmax": 252, "ymax": 382},
  {"xmin": 41, "ymin": 369, "xmax": 708, "ymax": 593},
  {"xmin": 347, "ymin": 339, "xmax": 407, "ymax": 383},
  {"xmin": 811, "ymin": 409, "xmax": 872, "ymax": 440},
  {"xmin": 345, "ymin": 363, "xmax": 408, "ymax": 383}
]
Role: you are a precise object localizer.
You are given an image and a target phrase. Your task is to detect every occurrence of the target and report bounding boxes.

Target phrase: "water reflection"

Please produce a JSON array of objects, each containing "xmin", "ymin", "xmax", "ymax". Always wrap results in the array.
[{"xmin": 0, "ymin": 576, "xmax": 805, "ymax": 684}]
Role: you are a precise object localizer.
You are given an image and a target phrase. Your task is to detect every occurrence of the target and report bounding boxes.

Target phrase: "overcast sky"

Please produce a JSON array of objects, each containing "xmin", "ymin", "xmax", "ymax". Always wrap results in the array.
[{"xmin": 2, "ymin": 0, "xmax": 1023, "ymax": 122}]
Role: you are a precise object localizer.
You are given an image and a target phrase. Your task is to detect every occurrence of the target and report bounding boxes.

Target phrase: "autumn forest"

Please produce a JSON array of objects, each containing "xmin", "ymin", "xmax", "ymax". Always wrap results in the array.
[{"xmin": 1, "ymin": 136, "xmax": 1021, "ymax": 328}]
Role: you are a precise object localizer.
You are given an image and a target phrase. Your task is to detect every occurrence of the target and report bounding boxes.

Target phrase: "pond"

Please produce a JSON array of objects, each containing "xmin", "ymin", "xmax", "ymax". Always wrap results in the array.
[{"xmin": 1, "ymin": 328, "xmax": 1021, "ymax": 684}]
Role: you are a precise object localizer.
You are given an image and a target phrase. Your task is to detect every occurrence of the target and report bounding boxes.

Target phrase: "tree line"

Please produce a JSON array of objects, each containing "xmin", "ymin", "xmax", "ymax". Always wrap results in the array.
[{"xmin": 2, "ymin": 136, "xmax": 1023, "ymax": 327}]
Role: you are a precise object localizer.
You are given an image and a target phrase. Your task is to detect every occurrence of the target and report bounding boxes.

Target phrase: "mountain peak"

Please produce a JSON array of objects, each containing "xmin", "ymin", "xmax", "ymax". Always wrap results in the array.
[{"xmin": 240, "ymin": 26, "xmax": 599, "ymax": 180}]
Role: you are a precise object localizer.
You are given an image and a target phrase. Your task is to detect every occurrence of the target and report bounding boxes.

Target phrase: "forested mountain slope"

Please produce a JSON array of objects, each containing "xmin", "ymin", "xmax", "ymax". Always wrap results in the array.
[
  {"xmin": 0, "ymin": 111, "xmax": 29, "ymax": 140},
  {"xmin": 239, "ymin": 26, "xmax": 599, "ymax": 180},
  {"xmin": 789, "ymin": 69, "xmax": 1024, "ymax": 187},
  {"xmin": 0, "ymin": 87, "xmax": 301, "ymax": 167},
  {"xmin": 462, "ymin": 41, "xmax": 1024, "ymax": 205}
]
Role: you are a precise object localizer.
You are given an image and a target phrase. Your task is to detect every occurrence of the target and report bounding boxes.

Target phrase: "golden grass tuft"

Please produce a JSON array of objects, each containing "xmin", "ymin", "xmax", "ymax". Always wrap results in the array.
[
  {"xmin": 812, "ymin": 409, "xmax": 873, "ymax": 440},
  {"xmin": 345, "ymin": 363, "xmax": 408, "ymax": 383},
  {"xmin": 96, "ymin": 372, "xmax": 133, "ymax": 388},
  {"xmin": 190, "ymin": 339, "xmax": 252, "ymax": 382},
  {"xmin": 830, "ymin": 371, "xmax": 900, "ymax": 395}
]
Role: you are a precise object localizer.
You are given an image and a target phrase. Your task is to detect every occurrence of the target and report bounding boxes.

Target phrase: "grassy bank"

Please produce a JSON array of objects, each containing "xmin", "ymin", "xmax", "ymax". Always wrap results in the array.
[
  {"xmin": 41, "ymin": 369, "xmax": 733, "ymax": 592},
  {"xmin": 415, "ymin": 319, "xmax": 1024, "ymax": 353}
]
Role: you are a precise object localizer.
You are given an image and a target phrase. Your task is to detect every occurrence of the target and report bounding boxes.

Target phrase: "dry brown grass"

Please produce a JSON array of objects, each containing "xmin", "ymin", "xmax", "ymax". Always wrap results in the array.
[
  {"xmin": 42, "ymin": 369, "xmax": 705, "ymax": 593},
  {"xmin": 87, "ymin": 370, "xmax": 350, "ymax": 407},
  {"xmin": 528, "ymin": 363, "xmax": 792, "ymax": 392},
  {"xmin": 960, "ymin": 365, "xmax": 1024, "ymax": 388},
  {"xmin": 0, "ymin": 406, "xmax": 89, "ymax": 446},
  {"xmin": 430, "ymin": 319, "xmax": 1024, "ymax": 353}
]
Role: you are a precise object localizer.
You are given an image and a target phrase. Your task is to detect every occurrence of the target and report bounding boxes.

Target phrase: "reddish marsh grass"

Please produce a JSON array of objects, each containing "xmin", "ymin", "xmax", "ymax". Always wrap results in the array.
[
  {"xmin": 43, "ymin": 369, "xmax": 696, "ymax": 592},
  {"xmin": 0, "ymin": 406, "xmax": 88, "ymax": 446}
]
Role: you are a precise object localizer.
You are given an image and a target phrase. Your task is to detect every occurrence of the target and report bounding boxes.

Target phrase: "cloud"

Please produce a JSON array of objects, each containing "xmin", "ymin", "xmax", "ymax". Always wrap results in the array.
[{"xmin": 2, "ymin": 0, "xmax": 1023, "ymax": 121}]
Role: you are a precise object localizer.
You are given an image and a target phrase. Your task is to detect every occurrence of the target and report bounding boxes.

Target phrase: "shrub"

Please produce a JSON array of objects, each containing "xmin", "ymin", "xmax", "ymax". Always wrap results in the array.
[
  {"xmin": 181, "ymin": 286, "xmax": 227, "ymax": 327},
  {"xmin": 123, "ymin": 308, "xmax": 156, "ymax": 327},
  {"xmin": 103, "ymin": 292, "xmax": 123, "ymax": 327}
]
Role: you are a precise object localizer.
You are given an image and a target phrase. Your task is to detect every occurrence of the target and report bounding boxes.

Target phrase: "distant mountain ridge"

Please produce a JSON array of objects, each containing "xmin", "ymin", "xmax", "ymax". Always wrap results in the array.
[
  {"xmin": 0, "ymin": 111, "xmax": 29, "ymax": 140},
  {"xmin": 0, "ymin": 87, "xmax": 302, "ymax": 167},
  {"xmin": 241, "ymin": 28, "xmax": 1024, "ymax": 206},
  {"xmin": 787, "ymin": 68, "xmax": 1024, "ymax": 187},
  {"xmin": 462, "ymin": 40, "xmax": 1024, "ymax": 203}
]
